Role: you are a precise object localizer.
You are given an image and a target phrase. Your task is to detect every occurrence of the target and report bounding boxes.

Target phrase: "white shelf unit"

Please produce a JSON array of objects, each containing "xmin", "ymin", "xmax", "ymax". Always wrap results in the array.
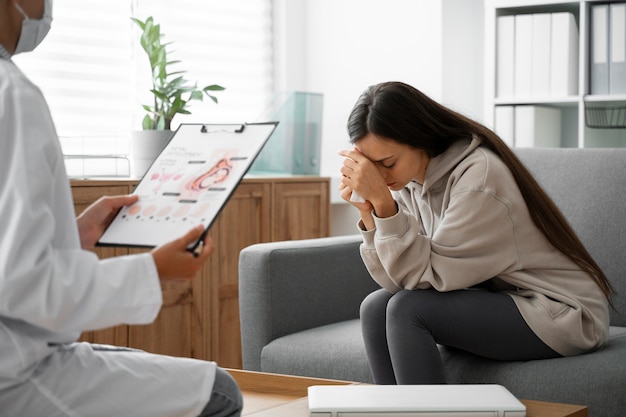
[{"xmin": 484, "ymin": 0, "xmax": 626, "ymax": 148}]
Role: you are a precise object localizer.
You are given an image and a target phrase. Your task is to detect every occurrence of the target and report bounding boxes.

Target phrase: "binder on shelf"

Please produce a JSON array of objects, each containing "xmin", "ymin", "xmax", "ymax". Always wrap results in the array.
[
  {"xmin": 514, "ymin": 105, "xmax": 561, "ymax": 148},
  {"xmin": 494, "ymin": 105, "xmax": 515, "ymax": 146},
  {"xmin": 514, "ymin": 14, "xmax": 533, "ymax": 98},
  {"xmin": 497, "ymin": 15, "xmax": 515, "ymax": 98},
  {"xmin": 610, "ymin": 3, "xmax": 626, "ymax": 94},
  {"xmin": 591, "ymin": 4, "xmax": 610, "ymax": 95},
  {"xmin": 532, "ymin": 13, "xmax": 552, "ymax": 97},
  {"xmin": 550, "ymin": 12, "xmax": 579, "ymax": 97}
]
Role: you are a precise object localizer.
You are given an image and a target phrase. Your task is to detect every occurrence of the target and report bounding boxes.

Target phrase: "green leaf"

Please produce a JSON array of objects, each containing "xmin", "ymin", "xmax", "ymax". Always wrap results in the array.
[
  {"xmin": 156, "ymin": 116, "xmax": 166, "ymax": 130},
  {"xmin": 190, "ymin": 90, "xmax": 203, "ymax": 101},
  {"xmin": 204, "ymin": 84, "xmax": 225, "ymax": 91},
  {"xmin": 142, "ymin": 114, "xmax": 153, "ymax": 130}
]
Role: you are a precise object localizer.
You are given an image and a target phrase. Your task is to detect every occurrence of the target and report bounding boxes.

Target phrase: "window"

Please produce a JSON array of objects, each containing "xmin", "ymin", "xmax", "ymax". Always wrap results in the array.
[
  {"xmin": 14, "ymin": 0, "xmax": 274, "ymax": 168},
  {"xmin": 14, "ymin": 2, "xmax": 133, "ymax": 140}
]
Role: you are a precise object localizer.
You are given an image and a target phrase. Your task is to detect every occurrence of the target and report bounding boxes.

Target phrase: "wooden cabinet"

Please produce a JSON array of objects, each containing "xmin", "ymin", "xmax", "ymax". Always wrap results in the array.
[{"xmin": 71, "ymin": 176, "xmax": 329, "ymax": 368}]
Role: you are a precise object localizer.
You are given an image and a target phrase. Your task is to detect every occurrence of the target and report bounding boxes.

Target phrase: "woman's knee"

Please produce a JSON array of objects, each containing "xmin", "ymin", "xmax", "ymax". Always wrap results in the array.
[
  {"xmin": 386, "ymin": 289, "xmax": 439, "ymax": 325},
  {"xmin": 360, "ymin": 289, "xmax": 394, "ymax": 323}
]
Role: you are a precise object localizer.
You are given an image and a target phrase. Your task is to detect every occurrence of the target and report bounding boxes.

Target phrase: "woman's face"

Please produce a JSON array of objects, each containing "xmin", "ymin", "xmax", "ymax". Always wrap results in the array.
[{"xmin": 356, "ymin": 133, "xmax": 430, "ymax": 190}]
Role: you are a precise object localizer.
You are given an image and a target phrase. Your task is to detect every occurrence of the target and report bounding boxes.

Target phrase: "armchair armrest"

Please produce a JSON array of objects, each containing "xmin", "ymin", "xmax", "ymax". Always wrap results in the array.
[{"xmin": 238, "ymin": 235, "xmax": 378, "ymax": 371}]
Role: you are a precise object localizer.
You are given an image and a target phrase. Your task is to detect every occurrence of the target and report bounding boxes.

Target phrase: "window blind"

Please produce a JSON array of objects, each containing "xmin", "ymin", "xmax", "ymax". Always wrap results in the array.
[
  {"xmin": 14, "ymin": 2, "xmax": 133, "ymax": 140},
  {"xmin": 14, "ymin": 0, "xmax": 274, "ymax": 149}
]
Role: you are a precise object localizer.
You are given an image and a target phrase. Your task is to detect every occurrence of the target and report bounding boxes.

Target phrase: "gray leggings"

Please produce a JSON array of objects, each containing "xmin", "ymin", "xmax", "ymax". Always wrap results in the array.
[{"xmin": 360, "ymin": 288, "xmax": 561, "ymax": 385}]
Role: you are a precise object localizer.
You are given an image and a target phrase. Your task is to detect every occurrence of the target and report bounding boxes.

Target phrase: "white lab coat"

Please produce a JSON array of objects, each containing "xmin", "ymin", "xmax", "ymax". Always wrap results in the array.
[{"xmin": 0, "ymin": 58, "xmax": 215, "ymax": 416}]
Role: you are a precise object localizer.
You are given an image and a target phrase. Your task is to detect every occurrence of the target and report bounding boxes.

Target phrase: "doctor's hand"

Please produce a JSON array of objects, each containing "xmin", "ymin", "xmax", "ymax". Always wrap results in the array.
[
  {"xmin": 152, "ymin": 225, "xmax": 215, "ymax": 281},
  {"xmin": 77, "ymin": 194, "xmax": 139, "ymax": 249}
]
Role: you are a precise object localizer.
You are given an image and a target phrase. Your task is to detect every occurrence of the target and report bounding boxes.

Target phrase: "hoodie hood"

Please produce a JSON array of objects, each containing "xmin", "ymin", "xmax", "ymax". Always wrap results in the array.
[
  {"xmin": 402, "ymin": 135, "xmax": 482, "ymax": 198},
  {"xmin": 423, "ymin": 136, "xmax": 482, "ymax": 192}
]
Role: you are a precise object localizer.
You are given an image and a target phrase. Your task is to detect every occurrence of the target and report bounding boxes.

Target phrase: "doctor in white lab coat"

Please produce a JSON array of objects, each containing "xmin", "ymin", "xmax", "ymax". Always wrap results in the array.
[{"xmin": 0, "ymin": 1, "xmax": 242, "ymax": 416}]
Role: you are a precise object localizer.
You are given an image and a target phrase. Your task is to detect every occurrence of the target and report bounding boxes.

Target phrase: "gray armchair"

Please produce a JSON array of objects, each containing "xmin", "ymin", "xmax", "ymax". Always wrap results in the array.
[{"xmin": 239, "ymin": 235, "xmax": 377, "ymax": 382}]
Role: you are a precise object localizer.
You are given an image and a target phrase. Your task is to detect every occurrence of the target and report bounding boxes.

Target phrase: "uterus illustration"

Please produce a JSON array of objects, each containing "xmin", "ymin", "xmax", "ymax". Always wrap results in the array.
[
  {"xmin": 179, "ymin": 157, "xmax": 234, "ymax": 201},
  {"xmin": 187, "ymin": 157, "xmax": 233, "ymax": 192}
]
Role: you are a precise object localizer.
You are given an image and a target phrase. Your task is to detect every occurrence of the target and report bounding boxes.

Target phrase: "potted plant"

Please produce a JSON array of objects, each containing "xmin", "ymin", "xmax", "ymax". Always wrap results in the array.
[{"xmin": 130, "ymin": 16, "xmax": 225, "ymax": 176}]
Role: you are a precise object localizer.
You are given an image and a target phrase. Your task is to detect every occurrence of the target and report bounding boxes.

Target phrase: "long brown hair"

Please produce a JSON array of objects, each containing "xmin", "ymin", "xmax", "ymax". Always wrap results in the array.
[{"xmin": 347, "ymin": 81, "xmax": 614, "ymax": 302}]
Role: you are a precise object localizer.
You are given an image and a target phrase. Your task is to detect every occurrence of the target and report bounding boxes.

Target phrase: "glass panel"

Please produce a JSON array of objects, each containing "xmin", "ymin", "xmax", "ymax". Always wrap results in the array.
[{"xmin": 250, "ymin": 92, "xmax": 323, "ymax": 176}]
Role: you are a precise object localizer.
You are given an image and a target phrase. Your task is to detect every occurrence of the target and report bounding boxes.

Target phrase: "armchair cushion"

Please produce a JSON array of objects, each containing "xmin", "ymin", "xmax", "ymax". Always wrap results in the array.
[{"xmin": 260, "ymin": 319, "xmax": 372, "ymax": 383}]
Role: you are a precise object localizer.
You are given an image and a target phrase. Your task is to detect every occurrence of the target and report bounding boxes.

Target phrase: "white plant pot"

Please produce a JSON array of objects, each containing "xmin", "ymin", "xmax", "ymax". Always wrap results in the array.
[{"xmin": 130, "ymin": 130, "xmax": 174, "ymax": 178}]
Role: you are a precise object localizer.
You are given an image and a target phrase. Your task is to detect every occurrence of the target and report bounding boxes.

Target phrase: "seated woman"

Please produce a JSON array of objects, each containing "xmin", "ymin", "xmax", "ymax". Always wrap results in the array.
[{"xmin": 338, "ymin": 81, "xmax": 613, "ymax": 385}]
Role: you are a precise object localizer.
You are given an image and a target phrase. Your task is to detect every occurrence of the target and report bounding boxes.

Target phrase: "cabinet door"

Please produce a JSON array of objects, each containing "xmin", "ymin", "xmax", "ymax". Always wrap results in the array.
[
  {"xmin": 271, "ymin": 180, "xmax": 330, "ymax": 241},
  {"xmin": 205, "ymin": 181, "xmax": 270, "ymax": 367},
  {"xmin": 127, "ymin": 261, "xmax": 197, "ymax": 358}
]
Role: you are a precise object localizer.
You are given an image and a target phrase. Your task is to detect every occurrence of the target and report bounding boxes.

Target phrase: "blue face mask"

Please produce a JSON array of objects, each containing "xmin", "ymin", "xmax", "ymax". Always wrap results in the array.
[{"xmin": 13, "ymin": 0, "xmax": 53, "ymax": 55}]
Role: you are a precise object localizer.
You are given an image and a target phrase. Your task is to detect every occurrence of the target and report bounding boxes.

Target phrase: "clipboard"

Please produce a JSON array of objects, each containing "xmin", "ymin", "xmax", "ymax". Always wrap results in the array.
[{"xmin": 97, "ymin": 122, "xmax": 278, "ymax": 251}]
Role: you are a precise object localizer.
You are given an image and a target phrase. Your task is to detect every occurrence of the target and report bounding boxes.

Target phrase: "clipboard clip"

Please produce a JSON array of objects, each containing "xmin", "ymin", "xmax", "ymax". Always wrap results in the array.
[{"xmin": 200, "ymin": 124, "xmax": 246, "ymax": 134}]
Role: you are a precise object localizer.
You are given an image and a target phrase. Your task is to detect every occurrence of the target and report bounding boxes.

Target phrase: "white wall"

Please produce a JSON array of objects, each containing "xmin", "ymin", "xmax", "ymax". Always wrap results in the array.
[
  {"xmin": 274, "ymin": 0, "xmax": 484, "ymax": 236},
  {"xmin": 442, "ymin": 0, "xmax": 485, "ymax": 122}
]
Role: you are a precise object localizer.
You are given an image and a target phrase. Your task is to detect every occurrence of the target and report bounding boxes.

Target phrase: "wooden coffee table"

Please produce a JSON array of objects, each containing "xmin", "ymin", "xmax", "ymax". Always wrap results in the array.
[{"xmin": 226, "ymin": 369, "xmax": 588, "ymax": 417}]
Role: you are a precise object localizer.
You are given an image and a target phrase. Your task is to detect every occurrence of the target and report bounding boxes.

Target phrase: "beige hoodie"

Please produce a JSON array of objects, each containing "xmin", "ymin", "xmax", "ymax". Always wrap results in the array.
[{"xmin": 359, "ymin": 137, "xmax": 609, "ymax": 356}]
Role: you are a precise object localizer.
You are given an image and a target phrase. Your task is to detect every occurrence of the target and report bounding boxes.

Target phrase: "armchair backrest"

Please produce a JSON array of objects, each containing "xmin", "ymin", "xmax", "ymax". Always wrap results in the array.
[{"xmin": 515, "ymin": 148, "xmax": 626, "ymax": 325}]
